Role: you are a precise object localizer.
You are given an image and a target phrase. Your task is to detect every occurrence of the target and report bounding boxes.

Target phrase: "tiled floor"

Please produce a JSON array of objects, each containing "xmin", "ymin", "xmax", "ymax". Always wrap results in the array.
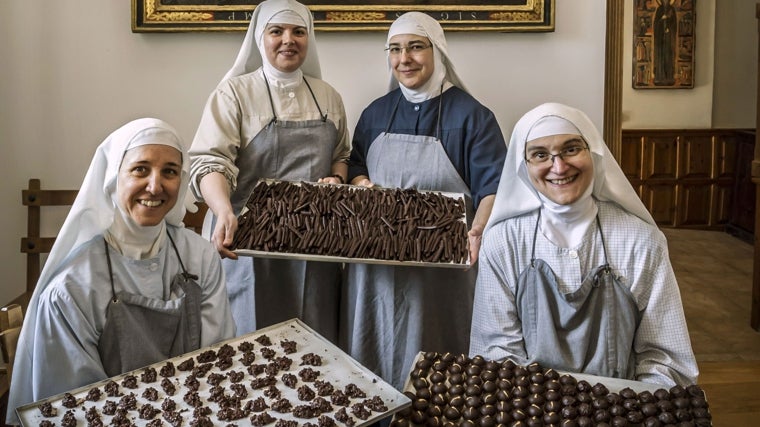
[{"xmin": 663, "ymin": 228, "xmax": 760, "ymax": 362}]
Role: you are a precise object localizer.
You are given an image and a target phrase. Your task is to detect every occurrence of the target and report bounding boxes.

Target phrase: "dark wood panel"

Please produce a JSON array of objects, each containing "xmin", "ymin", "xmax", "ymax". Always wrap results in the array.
[
  {"xmin": 677, "ymin": 184, "xmax": 712, "ymax": 227},
  {"xmin": 620, "ymin": 135, "xmax": 643, "ymax": 180},
  {"xmin": 644, "ymin": 136, "xmax": 679, "ymax": 180},
  {"xmin": 622, "ymin": 129, "xmax": 753, "ymax": 232},
  {"xmin": 730, "ymin": 133, "xmax": 756, "ymax": 233},
  {"xmin": 716, "ymin": 135, "xmax": 738, "ymax": 179},
  {"xmin": 713, "ymin": 184, "xmax": 734, "ymax": 226},
  {"xmin": 643, "ymin": 184, "xmax": 676, "ymax": 226},
  {"xmin": 679, "ymin": 135, "xmax": 713, "ymax": 180}
]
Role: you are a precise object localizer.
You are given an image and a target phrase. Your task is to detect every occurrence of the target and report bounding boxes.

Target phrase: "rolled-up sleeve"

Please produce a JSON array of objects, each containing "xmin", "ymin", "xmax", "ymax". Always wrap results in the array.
[{"xmin": 189, "ymin": 83, "xmax": 243, "ymax": 201}]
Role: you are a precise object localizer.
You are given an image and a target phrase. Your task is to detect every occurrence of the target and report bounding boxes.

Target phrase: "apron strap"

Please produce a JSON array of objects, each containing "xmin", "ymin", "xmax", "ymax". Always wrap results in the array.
[
  {"xmin": 434, "ymin": 83, "xmax": 444, "ymax": 141},
  {"xmin": 530, "ymin": 210, "xmax": 541, "ymax": 267},
  {"xmin": 595, "ymin": 215, "xmax": 611, "ymax": 274},
  {"xmin": 302, "ymin": 77, "xmax": 327, "ymax": 122},
  {"xmin": 384, "ymin": 94, "xmax": 403, "ymax": 133},
  {"xmin": 262, "ymin": 70, "xmax": 279, "ymax": 124},
  {"xmin": 166, "ymin": 230, "xmax": 198, "ymax": 281},
  {"xmin": 104, "ymin": 238, "xmax": 118, "ymax": 303}
]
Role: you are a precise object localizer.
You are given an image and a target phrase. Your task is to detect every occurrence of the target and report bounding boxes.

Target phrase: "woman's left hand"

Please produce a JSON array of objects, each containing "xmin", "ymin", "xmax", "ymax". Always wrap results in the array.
[
  {"xmin": 467, "ymin": 227, "xmax": 483, "ymax": 269},
  {"xmin": 466, "ymin": 194, "xmax": 495, "ymax": 269},
  {"xmin": 317, "ymin": 175, "xmax": 344, "ymax": 185}
]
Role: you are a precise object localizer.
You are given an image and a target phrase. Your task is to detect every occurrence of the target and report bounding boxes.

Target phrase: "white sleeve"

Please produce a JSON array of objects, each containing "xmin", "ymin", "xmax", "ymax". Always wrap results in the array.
[
  {"xmin": 32, "ymin": 285, "xmax": 109, "ymax": 400},
  {"xmin": 196, "ymin": 235, "xmax": 236, "ymax": 344},
  {"xmin": 469, "ymin": 224, "xmax": 529, "ymax": 364},
  {"xmin": 189, "ymin": 83, "xmax": 244, "ymax": 200},
  {"xmin": 631, "ymin": 232, "xmax": 699, "ymax": 386}
]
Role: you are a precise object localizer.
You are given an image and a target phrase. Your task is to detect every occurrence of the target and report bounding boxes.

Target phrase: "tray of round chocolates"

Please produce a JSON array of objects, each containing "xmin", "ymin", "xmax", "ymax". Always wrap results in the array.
[
  {"xmin": 392, "ymin": 351, "xmax": 712, "ymax": 427},
  {"xmin": 16, "ymin": 318, "xmax": 411, "ymax": 427},
  {"xmin": 232, "ymin": 179, "xmax": 470, "ymax": 268}
]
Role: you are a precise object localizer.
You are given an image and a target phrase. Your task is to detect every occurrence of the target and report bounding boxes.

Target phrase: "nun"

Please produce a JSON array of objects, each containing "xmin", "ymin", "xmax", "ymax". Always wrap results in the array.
[
  {"xmin": 469, "ymin": 102, "xmax": 698, "ymax": 386},
  {"xmin": 188, "ymin": 0, "xmax": 350, "ymax": 340},
  {"xmin": 342, "ymin": 12, "xmax": 507, "ymax": 390},
  {"xmin": 6, "ymin": 118, "xmax": 235, "ymax": 424}
]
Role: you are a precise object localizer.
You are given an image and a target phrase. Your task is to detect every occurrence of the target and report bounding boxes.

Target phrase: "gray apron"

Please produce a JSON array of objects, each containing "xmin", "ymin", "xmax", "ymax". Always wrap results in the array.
[
  {"xmin": 516, "ymin": 213, "xmax": 640, "ymax": 379},
  {"xmin": 219, "ymin": 74, "xmax": 341, "ymax": 341},
  {"xmin": 98, "ymin": 232, "xmax": 202, "ymax": 377},
  {"xmin": 342, "ymin": 92, "xmax": 477, "ymax": 390}
]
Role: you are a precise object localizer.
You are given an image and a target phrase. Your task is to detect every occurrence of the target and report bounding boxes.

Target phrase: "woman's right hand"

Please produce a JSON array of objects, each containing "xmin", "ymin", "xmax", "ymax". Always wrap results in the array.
[
  {"xmin": 212, "ymin": 210, "xmax": 239, "ymax": 259},
  {"xmin": 199, "ymin": 172, "xmax": 240, "ymax": 259},
  {"xmin": 351, "ymin": 175, "xmax": 375, "ymax": 188}
]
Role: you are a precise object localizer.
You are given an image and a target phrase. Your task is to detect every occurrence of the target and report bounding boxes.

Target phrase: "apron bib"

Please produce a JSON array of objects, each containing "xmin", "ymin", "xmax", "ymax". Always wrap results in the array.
[
  {"xmin": 343, "ymin": 91, "xmax": 477, "ymax": 390},
  {"xmin": 515, "ymin": 213, "xmax": 640, "ymax": 379},
  {"xmin": 216, "ymin": 75, "xmax": 341, "ymax": 340},
  {"xmin": 98, "ymin": 231, "xmax": 202, "ymax": 377}
]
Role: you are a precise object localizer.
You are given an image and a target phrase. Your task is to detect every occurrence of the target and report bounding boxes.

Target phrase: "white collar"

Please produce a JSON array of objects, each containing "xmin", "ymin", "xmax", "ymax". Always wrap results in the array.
[{"xmin": 538, "ymin": 187, "xmax": 598, "ymax": 248}]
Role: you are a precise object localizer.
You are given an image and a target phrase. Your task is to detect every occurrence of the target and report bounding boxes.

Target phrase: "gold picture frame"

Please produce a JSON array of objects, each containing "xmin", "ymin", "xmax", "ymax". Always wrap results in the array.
[
  {"xmin": 632, "ymin": 0, "xmax": 695, "ymax": 89},
  {"xmin": 131, "ymin": 0, "xmax": 554, "ymax": 33}
]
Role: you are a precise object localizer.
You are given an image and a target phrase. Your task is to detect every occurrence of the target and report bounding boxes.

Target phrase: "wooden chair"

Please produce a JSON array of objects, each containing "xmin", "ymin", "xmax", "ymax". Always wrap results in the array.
[
  {"xmin": 0, "ymin": 304, "xmax": 23, "ymax": 383},
  {"xmin": 17, "ymin": 179, "xmax": 78, "ymax": 310},
  {"xmin": 182, "ymin": 201, "xmax": 209, "ymax": 235},
  {"xmin": 0, "ymin": 303, "xmax": 23, "ymax": 425}
]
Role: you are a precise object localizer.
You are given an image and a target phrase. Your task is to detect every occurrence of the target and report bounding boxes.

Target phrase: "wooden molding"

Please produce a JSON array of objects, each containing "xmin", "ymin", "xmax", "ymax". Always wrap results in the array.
[{"xmin": 604, "ymin": 0, "xmax": 624, "ymax": 161}]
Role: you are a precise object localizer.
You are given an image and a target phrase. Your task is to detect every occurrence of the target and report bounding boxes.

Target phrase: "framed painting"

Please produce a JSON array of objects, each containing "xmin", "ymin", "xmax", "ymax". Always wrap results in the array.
[
  {"xmin": 131, "ymin": 0, "xmax": 554, "ymax": 32},
  {"xmin": 632, "ymin": 0, "xmax": 695, "ymax": 89}
]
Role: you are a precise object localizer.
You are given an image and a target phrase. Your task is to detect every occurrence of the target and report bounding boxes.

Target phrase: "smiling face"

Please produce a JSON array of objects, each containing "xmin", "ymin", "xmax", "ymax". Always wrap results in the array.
[
  {"xmin": 117, "ymin": 144, "xmax": 183, "ymax": 226},
  {"xmin": 388, "ymin": 34, "xmax": 435, "ymax": 90},
  {"xmin": 263, "ymin": 23, "xmax": 308, "ymax": 73},
  {"xmin": 525, "ymin": 134, "xmax": 593, "ymax": 206}
]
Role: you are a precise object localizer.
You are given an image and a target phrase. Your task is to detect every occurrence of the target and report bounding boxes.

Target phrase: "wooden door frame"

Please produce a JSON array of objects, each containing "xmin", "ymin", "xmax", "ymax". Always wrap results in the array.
[
  {"xmin": 604, "ymin": 0, "xmax": 624, "ymax": 161},
  {"xmin": 752, "ymin": 3, "xmax": 760, "ymax": 331}
]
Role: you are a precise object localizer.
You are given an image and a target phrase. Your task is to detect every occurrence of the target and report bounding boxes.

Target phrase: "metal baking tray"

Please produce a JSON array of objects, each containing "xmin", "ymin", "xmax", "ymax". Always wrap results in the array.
[
  {"xmin": 17, "ymin": 318, "xmax": 411, "ymax": 426},
  {"xmin": 234, "ymin": 180, "xmax": 470, "ymax": 269},
  {"xmin": 234, "ymin": 250, "xmax": 471, "ymax": 269}
]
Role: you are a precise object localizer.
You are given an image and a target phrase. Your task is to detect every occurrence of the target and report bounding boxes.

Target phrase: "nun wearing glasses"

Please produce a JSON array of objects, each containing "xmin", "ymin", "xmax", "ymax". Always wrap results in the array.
[
  {"xmin": 189, "ymin": 0, "xmax": 349, "ymax": 341},
  {"xmin": 342, "ymin": 12, "xmax": 507, "ymax": 389},
  {"xmin": 469, "ymin": 102, "xmax": 698, "ymax": 387}
]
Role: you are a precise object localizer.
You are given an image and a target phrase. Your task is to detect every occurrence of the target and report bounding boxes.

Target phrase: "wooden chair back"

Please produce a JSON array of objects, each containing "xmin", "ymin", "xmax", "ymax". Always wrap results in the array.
[
  {"xmin": 19, "ymin": 179, "xmax": 78, "ymax": 308},
  {"xmin": 0, "ymin": 303, "xmax": 23, "ymax": 412},
  {"xmin": 0, "ymin": 304, "xmax": 22, "ymax": 375}
]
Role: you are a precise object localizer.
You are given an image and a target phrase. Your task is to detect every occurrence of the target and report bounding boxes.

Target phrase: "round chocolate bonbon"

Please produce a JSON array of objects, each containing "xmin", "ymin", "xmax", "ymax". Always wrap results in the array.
[{"xmin": 393, "ymin": 354, "xmax": 712, "ymax": 427}]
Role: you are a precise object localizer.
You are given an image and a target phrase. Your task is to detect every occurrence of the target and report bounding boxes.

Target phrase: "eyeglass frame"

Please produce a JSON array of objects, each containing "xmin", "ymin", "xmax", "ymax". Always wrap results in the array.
[
  {"xmin": 384, "ymin": 42, "xmax": 433, "ymax": 56},
  {"xmin": 524, "ymin": 141, "xmax": 590, "ymax": 165}
]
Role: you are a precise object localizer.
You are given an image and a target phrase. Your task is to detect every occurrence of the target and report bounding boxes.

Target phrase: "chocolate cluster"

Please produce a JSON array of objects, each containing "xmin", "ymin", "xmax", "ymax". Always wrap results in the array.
[
  {"xmin": 392, "ymin": 352, "xmax": 712, "ymax": 427},
  {"xmin": 30, "ymin": 330, "xmax": 391, "ymax": 427},
  {"xmin": 233, "ymin": 180, "xmax": 469, "ymax": 264}
]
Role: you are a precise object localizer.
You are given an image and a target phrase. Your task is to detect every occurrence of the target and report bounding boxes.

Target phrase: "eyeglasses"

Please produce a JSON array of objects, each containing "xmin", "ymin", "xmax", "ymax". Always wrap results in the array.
[
  {"xmin": 385, "ymin": 43, "xmax": 432, "ymax": 56},
  {"xmin": 525, "ymin": 145, "xmax": 589, "ymax": 165}
]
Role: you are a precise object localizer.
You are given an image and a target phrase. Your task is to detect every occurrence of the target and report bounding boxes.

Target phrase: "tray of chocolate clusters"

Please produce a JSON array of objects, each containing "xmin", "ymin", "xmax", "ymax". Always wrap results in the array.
[
  {"xmin": 393, "ymin": 351, "xmax": 712, "ymax": 427},
  {"xmin": 232, "ymin": 179, "xmax": 470, "ymax": 269},
  {"xmin": 16, "ymin": 318, "xmax": 411, "ymax": 427}
]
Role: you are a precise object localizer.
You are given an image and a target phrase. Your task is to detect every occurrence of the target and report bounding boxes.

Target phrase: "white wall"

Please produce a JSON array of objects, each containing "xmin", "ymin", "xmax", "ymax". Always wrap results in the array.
[
  {"xmin": 712, "ymin": 0, "xmax": 758, "ymax": 128},
  {"xmin": 622, "ymin": 0, "xmax": 716, "ymax": 129},
  {"xmin": 0, "ymin": 0, "xmax": 607, "ymax": 306}
]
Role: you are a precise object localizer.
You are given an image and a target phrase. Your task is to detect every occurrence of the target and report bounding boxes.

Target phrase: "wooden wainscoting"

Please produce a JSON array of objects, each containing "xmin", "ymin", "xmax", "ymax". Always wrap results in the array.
[{"xmin": 622, "ymin": 129, "xmax": 755, "ymax": 235}]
